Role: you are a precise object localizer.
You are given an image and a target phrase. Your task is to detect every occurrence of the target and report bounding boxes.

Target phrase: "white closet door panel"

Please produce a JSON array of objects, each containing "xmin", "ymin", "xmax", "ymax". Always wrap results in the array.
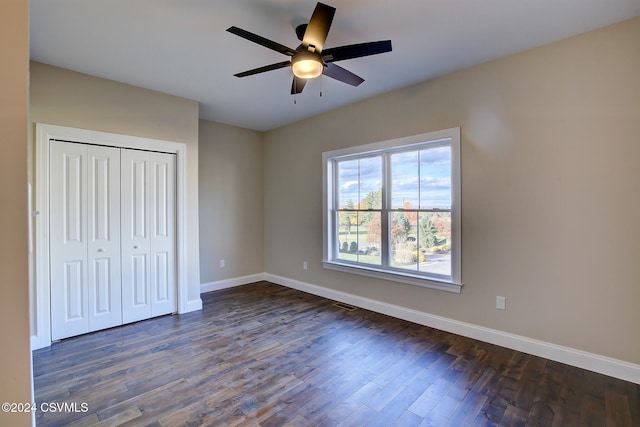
[
  {"xmin": 131, "ymin": 160, "xmax": 147, "ymax": 239},
  {"xmin": 92, "ymin": 258, "xmax": 112, "ymax": 312},
  {"xmin": 50, "ymin": 141, "xmax": 89, "ymax": 340},
  {"xmin": 131, "ymin": 253, "xmax": 148, "ymax": 305},
  {"xmin": 87, "ymin": 146, "xmax": 122, "ymax": 331},
  {"xmin": 63, "ymin": 261, "xmax": 84, "ymax": 317},
  {"xmin": 121, "ymin": 150, "xmax": 152, "ymax": 323},
  {"xmin": 51, "ymin": 141, "xmax": 178, "ymax": 341},
  {"xmin": 154, "ymin": 252, "xmax": 169, "ymax": 301},
  {"xmin": 150, "ymin": 153, "xmax": 176, "ymax": 316}
]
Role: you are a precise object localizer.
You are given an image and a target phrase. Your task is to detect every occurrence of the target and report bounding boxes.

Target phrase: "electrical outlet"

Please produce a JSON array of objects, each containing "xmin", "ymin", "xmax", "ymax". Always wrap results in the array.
[
  {"xmin": 219, "ymin": 259, "xmax": 225, "ymax": 268},
  {"xmin": 303, "ymin": 261, "xmax": 308, "ymax": 270},
  {"xmin": 496, "ymin": 296, "xmax": 506, "ymax": 310}
]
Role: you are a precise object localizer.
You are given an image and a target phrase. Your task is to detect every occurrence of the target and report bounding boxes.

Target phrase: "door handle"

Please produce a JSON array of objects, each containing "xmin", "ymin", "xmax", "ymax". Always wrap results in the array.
[
  {"xmin": 133, "ymin": 245, "xmax": 139, "ymax": 249},
  {"xmin": 97, "ymin": 248, "xmax": 104, "ymax": 252}
]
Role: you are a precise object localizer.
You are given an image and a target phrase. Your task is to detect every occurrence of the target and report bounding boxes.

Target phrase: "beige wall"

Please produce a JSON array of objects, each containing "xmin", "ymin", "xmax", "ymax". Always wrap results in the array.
[
  {"xmin": 264, "ymin": 18, "xmax": 640, "ymax": 364},
  {"xmin": 199, "ymin": 120, "xmax": 264, "ymax": 283},
  {"xmin": 0, "ymin": 0, "xmax": 32, "ymax": 425},
  {"xmin": 29, "ymin": 62, "xmax": 202, "ymax": 334}
]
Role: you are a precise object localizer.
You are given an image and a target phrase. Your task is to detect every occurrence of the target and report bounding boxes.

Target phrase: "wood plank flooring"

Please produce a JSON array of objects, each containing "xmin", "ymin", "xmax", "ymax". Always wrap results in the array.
[{"xmin": 33, "ymin": 281, "xmax": 640, "ymax": 426}]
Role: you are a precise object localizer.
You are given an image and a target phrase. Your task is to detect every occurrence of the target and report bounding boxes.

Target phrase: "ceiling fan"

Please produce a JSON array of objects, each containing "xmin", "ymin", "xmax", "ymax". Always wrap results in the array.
[{"xmin": 227, "ymin": 2, "xmax": 392, "ymax": 95}]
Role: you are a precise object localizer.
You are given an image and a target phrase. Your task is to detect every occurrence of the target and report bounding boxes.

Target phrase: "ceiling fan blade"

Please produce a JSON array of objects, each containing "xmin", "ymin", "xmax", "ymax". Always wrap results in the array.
[
  {"xmin": 322, "ymin": 63, "xmax": 364, "ymax": 87},
  {"xmin": 227, "ymin": 26, "xmax": 297, "ymax": 56},
  {"xmin": 234, "ymin": 60, "xmax": 292, "ymax": 78},
  {"xmin": 291, "ymin": 76, "xmax": 308, "ymax": 94},
  {"xmin": 302, "ymin": 2, "xmax": 335, "ymax": 53},
  {"xmin": 322, "ymin": 40, "xmax": 392, "ymax": 62}
]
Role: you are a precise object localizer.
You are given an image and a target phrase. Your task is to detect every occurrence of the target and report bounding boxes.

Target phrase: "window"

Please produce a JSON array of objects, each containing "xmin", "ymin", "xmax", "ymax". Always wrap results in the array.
[{"xmin": 322, "ymin": 128, "xmax": 461, "ymax": 293}]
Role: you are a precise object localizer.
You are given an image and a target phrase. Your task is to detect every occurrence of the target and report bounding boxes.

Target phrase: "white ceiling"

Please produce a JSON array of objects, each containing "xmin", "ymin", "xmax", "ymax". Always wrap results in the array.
[{"xmin": 30, "ymin": 0, "xmax": 640, "ymax": 132}]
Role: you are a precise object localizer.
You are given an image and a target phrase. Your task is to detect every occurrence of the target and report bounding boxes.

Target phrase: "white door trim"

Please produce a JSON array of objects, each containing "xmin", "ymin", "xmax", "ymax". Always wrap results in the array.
[{"xmin": 33, "ymin": 123, "xmax": 194, "ymax": 349}]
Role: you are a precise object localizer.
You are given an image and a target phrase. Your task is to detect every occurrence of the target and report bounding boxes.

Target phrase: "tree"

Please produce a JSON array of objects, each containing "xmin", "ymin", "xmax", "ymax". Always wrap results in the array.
[
  {"xmin": 360, "ymin": 189, "xmax": 381, "ymax": 226},
  {"xmin": 363, "ymin": 189, "xmax": 382, "ymax": 247},
  {"xmin": 402, "ymin": 201, "xmax": 418, "ymax": 224},
  {"xmin": 367, "ymin": 214, "xmax": 381, "ymax": 247},
  {"xmin": 340, "ymin": 199, "xmax": 356, "ymax": 237},
  {"xmin": 391, "ymin": 213, "xmax": 411, "ymax": 243},
  {"xmin": 418, "ymin": 215, "xmax": 438, "ymax": 248},
  {"xmin": 431, "ymin": 213, "xmax": 451, "ymax": 243},
  {"xmin": 364, "ymin": 188, "xmax": 382, "ymax": 210}
]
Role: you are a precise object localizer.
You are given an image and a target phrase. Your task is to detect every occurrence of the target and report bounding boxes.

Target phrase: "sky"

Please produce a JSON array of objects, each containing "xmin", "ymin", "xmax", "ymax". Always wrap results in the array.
[{"xmin": 338, "ymin": 145, "xmax": 451, "ymax": 210}]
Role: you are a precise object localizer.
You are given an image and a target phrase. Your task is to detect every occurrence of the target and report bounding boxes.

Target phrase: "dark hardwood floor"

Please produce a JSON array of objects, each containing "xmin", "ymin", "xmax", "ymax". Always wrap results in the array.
[{"xmin": 33, "ymin": 281, "xmax": 640, "ymax": 426}]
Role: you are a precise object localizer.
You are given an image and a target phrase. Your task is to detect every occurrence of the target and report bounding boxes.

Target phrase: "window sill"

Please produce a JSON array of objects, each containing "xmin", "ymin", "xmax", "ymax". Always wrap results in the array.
[{"xmin": 323, "ymin": 261, "xmax": 462, "ymax": 293}]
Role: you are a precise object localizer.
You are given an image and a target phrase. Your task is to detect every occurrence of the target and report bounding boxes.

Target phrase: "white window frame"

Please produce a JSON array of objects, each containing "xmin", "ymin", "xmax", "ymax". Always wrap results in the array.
[{"xmin": 322, "ymin": 128, "xmax": 462, "ymax": 293}]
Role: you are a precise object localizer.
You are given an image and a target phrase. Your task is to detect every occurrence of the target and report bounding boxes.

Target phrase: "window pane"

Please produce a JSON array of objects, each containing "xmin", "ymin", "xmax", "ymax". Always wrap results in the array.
[
  {"xmin": 337, "ymin": 157, "xmax": 382, "ymax": 209},
  {"xmin": 359, "ymin": 211, "xmax": 381, "ymax": 265},
  {"xmin": 338, "ymin": 159, "xmax": 359, "ymax": 209},
  {"xmin": 391, "ymin": 151, "xmax": 419, "ymax": 208},
  {"xmin": 337, "ymin": 211, "xmax": 381, "ymax": 265},
  {"xmin": 418, "ymin": 212, "xmax": 451, "ymax": 276},
  {"xmin": 337, "ymin": 211, "xmax": 357, "ymax": 261},
  {"xmin": 420, "ymin": 146, "xmax": 451, "ymax": 209},
  {"xmin": 390, "ymin": 211, "xmax": 419, "ymax": 271},
  {"xmin": 358, "ymin": 157, "xmax": 382, "ymax": 209}
]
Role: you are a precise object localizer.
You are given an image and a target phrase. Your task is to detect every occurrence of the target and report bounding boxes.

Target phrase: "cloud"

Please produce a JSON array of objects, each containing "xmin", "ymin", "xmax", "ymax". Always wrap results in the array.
[
  {"xmin": 420, "ymin": 147, "xmax": 450, "ymax": 165},
  {"xmin": 395, "ymin": 177, "xmax": 419, "ymax": 188},
  {"xmin": 340, "ymin": 180, "xmax": 359, "ymax": 190},
  {"xmin": 421, "ymin": 177, "xmax": 451, "ymax": 190}
]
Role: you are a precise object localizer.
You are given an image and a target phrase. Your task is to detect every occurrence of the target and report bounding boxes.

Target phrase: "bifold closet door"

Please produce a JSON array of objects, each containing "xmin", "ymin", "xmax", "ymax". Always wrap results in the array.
[
  {"xmin": 50, "ymin": 141, "xmax": 122, "ymax": 340},
  {"xmin": 121, "ymin": 150, "xmax": 176, "ymax": 323}
]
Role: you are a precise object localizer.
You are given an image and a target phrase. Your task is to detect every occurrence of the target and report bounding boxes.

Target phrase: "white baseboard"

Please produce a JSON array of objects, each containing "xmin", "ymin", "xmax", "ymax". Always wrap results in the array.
[
  {"xmin": 264, "ymin": 273, "xmax": 640, "ymax": 385},
  {"xmin": 183, "ymin": 297, "xmax": 203, "ymax": 313},
  {"xmin": 32, "ymin": 296, "xmax": 205, "ymax": 350},
  {"xmin": 200, "ymin": 273, "xmax": 266, "ymax": 294},
  {"xmin": 31, "ymin": 333, "xmax": 49, "ymax": 351}
]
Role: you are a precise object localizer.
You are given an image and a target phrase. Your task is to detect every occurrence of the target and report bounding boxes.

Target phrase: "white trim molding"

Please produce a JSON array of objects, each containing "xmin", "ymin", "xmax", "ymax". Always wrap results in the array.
[
  {"xmin": 322, "ymin": 128, "xmax": 462, "ymax": 293},
  {"xmin": 33, "ymin": 123, "xmax": 201, "ymax": 350},
  {"xmin": 200, "ymin": 273, "xmax": 267, "ymax": 294},
  {"xmin": 185, "ymin": 297, "xmax": 204, "ymax": 312},
  {"xmin": 264, "ymin": 273, "xmax": 640, "ymax": 385}
]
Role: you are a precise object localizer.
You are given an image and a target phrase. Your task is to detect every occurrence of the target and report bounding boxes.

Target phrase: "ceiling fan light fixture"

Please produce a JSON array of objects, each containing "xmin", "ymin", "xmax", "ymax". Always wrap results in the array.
[{"xmin": 292, "ymin": 52, "xmax": 323, "ymax": 79}]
